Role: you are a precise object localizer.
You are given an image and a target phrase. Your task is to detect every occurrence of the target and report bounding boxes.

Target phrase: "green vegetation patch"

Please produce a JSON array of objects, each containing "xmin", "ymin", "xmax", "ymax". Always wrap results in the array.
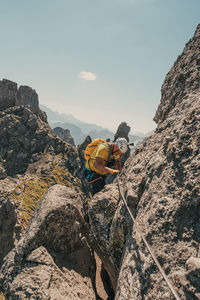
[{"xmin": 11, "ymin": 163, "xmax": 80, "ymax": 230}]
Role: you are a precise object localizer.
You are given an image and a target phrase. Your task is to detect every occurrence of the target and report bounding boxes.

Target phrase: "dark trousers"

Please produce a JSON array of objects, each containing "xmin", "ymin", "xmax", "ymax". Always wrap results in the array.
[{"xmin": 84, "ymin": 168, "xmax": 106, "ymax": 195}]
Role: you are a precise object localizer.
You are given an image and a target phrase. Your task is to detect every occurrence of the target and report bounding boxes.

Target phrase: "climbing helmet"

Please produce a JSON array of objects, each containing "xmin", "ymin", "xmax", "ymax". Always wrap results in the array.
[{"xmin": 116, "ymin": 138, "xmax": 128, "ymax": 154}]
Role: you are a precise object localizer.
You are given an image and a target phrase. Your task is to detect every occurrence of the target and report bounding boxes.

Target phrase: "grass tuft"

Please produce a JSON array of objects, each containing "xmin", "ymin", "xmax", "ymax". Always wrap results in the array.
[{"xmin": 11, "ymin": 163, "xmax": 80, "ymax": 230}]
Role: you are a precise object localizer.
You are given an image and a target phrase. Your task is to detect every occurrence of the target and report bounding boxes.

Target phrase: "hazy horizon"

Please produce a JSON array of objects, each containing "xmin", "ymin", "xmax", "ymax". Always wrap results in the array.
[{"xmin": 40, "ymin": 103, "xmax": 146, "ymax": 135}]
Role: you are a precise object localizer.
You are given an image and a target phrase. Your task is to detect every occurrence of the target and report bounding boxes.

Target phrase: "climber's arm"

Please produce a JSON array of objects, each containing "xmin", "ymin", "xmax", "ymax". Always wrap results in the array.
[{"xmin": 94, "ymin": 157, "xmax": 119, "ymax": 175}]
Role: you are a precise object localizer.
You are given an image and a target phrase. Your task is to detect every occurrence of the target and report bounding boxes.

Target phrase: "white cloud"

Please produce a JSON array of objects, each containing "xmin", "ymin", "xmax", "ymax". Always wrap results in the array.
[{"xmin": 78, "ymin": 71, "xmax": 97, "ymax": 81}]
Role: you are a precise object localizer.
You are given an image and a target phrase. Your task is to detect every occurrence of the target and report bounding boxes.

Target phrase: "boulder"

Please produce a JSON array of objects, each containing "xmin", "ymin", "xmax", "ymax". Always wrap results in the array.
[{"xmin": 0, "ymin": 185, "xmax": 97, "ymax": 299}]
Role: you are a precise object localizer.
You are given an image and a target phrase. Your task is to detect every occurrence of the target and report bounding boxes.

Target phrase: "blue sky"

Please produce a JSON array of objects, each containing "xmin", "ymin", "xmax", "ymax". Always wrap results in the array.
[{"xmin": 1, "ymin": 0, "xmax": 200, "ymax": 134}]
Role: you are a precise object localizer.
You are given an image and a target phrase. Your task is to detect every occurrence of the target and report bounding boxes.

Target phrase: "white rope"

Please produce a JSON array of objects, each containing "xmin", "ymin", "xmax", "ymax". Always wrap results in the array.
[{"xmin": 117, "ymin": 175, "xmax": 181, "ymax": 300}]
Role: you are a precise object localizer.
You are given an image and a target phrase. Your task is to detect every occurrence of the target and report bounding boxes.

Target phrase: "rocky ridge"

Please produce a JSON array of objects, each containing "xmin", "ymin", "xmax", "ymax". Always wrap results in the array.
[
  {"xmin": 0, "ymin": 78, "xmax": 83, "ymax": 294},
  {"xmin": 0, "ymin": 79, "xmax": 80, "ymax": 179},
  {"xmin": 87, "ymin": 25, "xmax": 200, "ymax": 299},
  {"xmin": 0, "ymin": 24, "xmax": 200, "ymax": 300}
]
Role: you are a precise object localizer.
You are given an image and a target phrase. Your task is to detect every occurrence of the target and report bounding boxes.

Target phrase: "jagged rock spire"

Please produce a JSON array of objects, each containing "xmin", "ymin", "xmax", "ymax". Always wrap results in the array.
[{"xmin": 113, "ymin": 122, "xmax": 131, "ymax": 142}]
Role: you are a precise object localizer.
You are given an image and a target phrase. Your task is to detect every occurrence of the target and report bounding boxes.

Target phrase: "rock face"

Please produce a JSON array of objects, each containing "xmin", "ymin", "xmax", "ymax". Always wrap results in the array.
[
  {"xmin": 0, "ymin": 79, "xmax": 47, "ymax": 122},
  {"xmin": 53, "ymin": 126, "xmax": 75, "ymax": 146},
  {"xmin": 0, "ymin": 185, "xmax": 97, "ymax": 299},
  {"xmin": 87, "ymin": 24, "xmax": 200, "ymax": 300},
  {"xmin": 16, "ymin": 86, "xmax": 39, "ymax": 114},
  {"xmin": 88, "ymin": 184, "xmax": 125, "ymax": 290},
  {"xmin": 115, "ymin": 94, "xmax": 200, "ymax": 299},
  {"xmin": 0, "ymin": 105, "xmax": 79, "ymax": 177},
  {"xmin": 154, "ymin": 24, "xmax": 200, "ymax": 124},
  {"xmin": 0, "ymin": 80, "xmax": 81, "ymax": 173}
]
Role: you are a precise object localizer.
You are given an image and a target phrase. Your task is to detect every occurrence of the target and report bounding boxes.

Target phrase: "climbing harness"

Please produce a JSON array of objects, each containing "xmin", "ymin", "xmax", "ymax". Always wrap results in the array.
[
  {"xmin": 117, "ymin": 175, "xmax": 181, "ymax": 300},
  {"xmin": 87, "ymin": 176, "xmax": 104, "ymax": 184}
]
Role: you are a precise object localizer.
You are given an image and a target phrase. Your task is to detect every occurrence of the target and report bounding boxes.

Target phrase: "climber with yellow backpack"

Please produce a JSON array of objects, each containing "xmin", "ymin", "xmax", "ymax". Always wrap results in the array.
[{"xmin": 84, "ymin": 137, "xmax": 129, "ymax": 195}]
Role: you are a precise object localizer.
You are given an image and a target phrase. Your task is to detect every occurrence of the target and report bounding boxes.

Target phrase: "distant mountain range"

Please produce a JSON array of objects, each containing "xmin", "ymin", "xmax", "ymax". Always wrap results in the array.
[{"xmin": 40, "ymin": 104, "xmax": 144, "ymax": 145}]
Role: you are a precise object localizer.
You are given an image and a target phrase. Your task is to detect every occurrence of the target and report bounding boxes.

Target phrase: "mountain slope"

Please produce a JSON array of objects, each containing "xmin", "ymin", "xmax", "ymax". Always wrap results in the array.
[
  {"xmin": 40, "ymin": 104, "xmax": 112, "ymax": 134},
  {"xmin": 40, "ymin": 104, "xmax": 143, "ymax": 145}
]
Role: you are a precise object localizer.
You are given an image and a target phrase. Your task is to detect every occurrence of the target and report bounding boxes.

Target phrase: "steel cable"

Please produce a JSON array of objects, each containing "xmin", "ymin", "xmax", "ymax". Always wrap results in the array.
[{"xmin": 117, "ymin": 175, "xmax": 181, "ymax": 300}]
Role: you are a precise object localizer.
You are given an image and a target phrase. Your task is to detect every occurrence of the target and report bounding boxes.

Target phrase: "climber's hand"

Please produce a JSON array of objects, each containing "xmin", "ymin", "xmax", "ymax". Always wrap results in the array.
[{"xmin": 109, "ymin": 169, "xmax": 119, "ymax": 175}]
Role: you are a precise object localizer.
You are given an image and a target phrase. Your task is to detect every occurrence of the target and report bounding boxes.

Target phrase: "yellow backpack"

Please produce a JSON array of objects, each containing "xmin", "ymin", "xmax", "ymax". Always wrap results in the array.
[{"xmin": 84, "ymin": 138, "xmax": 107, "ymax": 161}]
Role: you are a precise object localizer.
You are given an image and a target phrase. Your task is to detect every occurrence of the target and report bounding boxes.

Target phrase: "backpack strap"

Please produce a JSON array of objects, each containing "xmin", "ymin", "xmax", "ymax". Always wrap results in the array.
[{"xmin": 103, "ymin": 142, "xmax": 112, "ymax": 163}]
